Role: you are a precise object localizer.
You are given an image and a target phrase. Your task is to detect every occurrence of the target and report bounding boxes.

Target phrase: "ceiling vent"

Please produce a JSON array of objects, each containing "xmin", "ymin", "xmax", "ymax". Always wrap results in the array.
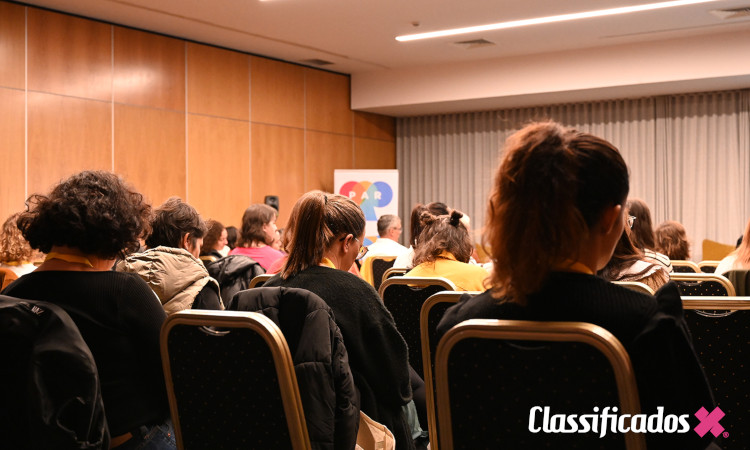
[
  {"xmin": 452, "ymin": 38, "xmax": 496, "ymax": 50},
  {"xmin": 299, "ymin": 58, "xmax": 334, "ymax": 66},
  {"xmin": 710, "ymin": 7, "xmax": 750, "ymax": 19}
]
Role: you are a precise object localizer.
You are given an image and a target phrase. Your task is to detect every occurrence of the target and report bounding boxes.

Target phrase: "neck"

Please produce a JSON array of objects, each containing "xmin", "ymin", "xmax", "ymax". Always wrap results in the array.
[
  {"xmin": 246, "ymin": 241, "xmax": 267, "ymax": 249},
  {"xmin": 39, "ymin": 246, "xmax": 116, "ymax": 272},
  {"xmin": 321, "ymin": 249, "xmax": 344, "ymax": 270}
]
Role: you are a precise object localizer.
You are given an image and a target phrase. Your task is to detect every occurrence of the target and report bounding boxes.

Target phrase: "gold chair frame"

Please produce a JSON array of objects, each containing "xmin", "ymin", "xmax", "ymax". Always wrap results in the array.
[
  {"xmin": 380, "ymin": 267, "xmax": 407, "ymax": 286},
  {"xmin": 359, "ymin": 255, "xmax": 397, "ymax": 286},
  {"xmin": 670, "ymin": 260, "xmax": 701, "ymax": 273},
  {"xmin": 669, "ymin": 272, "xmax": 736, "ymax": 296},
  {"xmin": 435, "ymin": 319, "xmax": 646, "ymax": 450},
  {"xmin": 697, "ymin": 260, "xmax": 721, "ymax": 273},
  {"xmin": 161, "ymin": 310, "xmax": 311, "ymax": 450},
  {"xmin": 248, "ymin": 273, "xmax": 274, "ymax": 289},
  {"xmin": 613, "ymin": 281, "xmax": 655, "ymax": 296},
  {"xmin": 378, "ymin": 275, "xmax": 456, "ymax": 299}
]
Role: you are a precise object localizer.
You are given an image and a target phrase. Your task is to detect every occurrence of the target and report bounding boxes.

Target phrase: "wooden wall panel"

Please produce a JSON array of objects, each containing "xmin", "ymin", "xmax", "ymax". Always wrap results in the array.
[
  {"xmin": 305, "ymin": 69, "xmax": 352, "ymax": 135},
  {"xmin": 114, "ymin": 104, "xmax": 185, "ymax": 205},
  {"xmin": 354, "ymin": 111, "xmax": 395, "ymax": 141},
  {"xmin": 27, "ymin": 9, "xmax": 112, "ymax": 101},
  {"xmin": 188, "ymin": 115, "xmax": 250, "ymax": 227},
  {"xmin": 251, "ymin": 123, "xmax": 305, "ymax": 227},
  {"xmin": 27, "ymin": 92, "xmax": 111, "ymax": 195},
  {"xmin": 354, "ymin": 138, "xmax": 396, "ymax": 170},
  {"xmin": 0, "ymin": 88, "xmax": 26, "ymax": 221},
  {"xmin": 187, "ymin": 43, "xmax": 249, "ymax": 120},
  {"xmin": 305, "ymin": 131, "xmax": 353, "ymax": 193},
  {"xmin": 250, "ymin": 57, "xmax": 304, "ymax": 128},
  {"xmin": 0, "ymin": 2, "xmax": 25, "ymax": 90},
  {"xmin": 114, "ymin": 27, "xmax": 185, "ymax": 111}
]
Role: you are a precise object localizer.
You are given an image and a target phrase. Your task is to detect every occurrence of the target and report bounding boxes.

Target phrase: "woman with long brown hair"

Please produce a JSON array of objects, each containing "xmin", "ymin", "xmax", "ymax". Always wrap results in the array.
[
  {"xmin": 229, "ymin": 203, "xmax": 285, "ymax": 270},
  {"xmin": 265, "ymin": 190, "xmax": 416, "ymax": 450},
  {"xmin": 437, "ymin": 121, "xmax": 715, "ymax": 450}
]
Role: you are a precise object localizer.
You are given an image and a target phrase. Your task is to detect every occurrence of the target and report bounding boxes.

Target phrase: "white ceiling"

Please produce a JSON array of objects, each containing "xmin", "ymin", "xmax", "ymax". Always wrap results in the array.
[{"xmin": 19, "ymin": 0, "xmax": 750, "ymax": 115}]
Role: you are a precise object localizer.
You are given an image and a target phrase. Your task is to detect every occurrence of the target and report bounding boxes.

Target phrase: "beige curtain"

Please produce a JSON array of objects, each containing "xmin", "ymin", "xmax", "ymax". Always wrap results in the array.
[{"xmin": 397, "ymin": 89, "xmax": 750, "ymax": 260}]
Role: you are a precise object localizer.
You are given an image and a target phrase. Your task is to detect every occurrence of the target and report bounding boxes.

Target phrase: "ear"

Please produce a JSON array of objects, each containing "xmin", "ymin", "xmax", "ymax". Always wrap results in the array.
[
  {"xmin": 599, "ymin": 204, "xmax": 622, "ymax": 235},
  {"xmin": 180, "ymin": 233, "xmax": 192, "ymax": 251},
  {"xmin": 342, "ymin": 234, "xmax": 354, "ymax": 251}
]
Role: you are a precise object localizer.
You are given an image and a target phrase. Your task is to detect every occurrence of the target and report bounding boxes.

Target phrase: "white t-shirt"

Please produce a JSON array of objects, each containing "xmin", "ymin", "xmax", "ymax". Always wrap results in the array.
[
  {"xmin": 362, "ymin": 238, "xmax": 409, "ymax": 262},
  {"xmin": 715, "ymin": 253, "xmax": 738, "ymax": 276}
]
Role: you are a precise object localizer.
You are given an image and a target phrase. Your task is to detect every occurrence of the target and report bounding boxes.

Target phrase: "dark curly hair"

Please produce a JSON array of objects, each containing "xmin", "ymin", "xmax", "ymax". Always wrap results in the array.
[{"xmin": 17, "ymin": 170, "xmax": 151, "ymax": 259}]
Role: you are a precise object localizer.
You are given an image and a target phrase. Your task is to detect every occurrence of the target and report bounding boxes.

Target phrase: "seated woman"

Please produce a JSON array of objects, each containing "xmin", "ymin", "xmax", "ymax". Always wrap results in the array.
[
  {"xmin": 437, "ymin": 122, "xmax": 715, "ymax": 450},
  {"xmin": 405, "ymin": 210, "xmax": 489, "ymax": 291},
  {"xmin": 393, "ymin": 202, "xmax": 450, "ymax": 269},
  {"xmin": 264, "ymin": 191, "xmax": 416, "ymax": 450},
  {"xmin": 2, "ymin": 170, "xmax": 174, "ymax": 449},
  {"xmin": 598, "ymin": 227, "xmax": 670, "ymax": 292},
  {"xmin": 229, "ymin": 204, "xmax": 285, "ymax": 271},
  {"xmin": 117, "ymin": 197, "xmax": 222, "ymax": 314},
  {"xmin": 655, "ymin": 220, "xmax": 691, "ymax": 261},
  {"xmin": 626, "ymin": 198, "xmax": 672, "ymax": 271},
  {"xmin": 0, "ymin": 212, "xmax": 37, "ymax": 278},
  {"xmin": 200, "ymin": 219, "xmax": 227, "ymax": 261},
  {"xmin": 716, "ymin": 217, "xmax": 750, "ymax": 275}
]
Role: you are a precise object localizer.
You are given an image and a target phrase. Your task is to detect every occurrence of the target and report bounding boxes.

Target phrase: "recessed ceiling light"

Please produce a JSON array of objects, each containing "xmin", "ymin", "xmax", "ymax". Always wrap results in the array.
[{"xmin": 396, "ymin": 0, "xmax": 718, "ymax": 42}]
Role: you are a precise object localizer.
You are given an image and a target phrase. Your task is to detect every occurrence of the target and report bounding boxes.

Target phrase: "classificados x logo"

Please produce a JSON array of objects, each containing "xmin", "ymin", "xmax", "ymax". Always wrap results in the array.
[{"xmin": 528, "ymin": 405, "xmax": 725, "ymax": 438}]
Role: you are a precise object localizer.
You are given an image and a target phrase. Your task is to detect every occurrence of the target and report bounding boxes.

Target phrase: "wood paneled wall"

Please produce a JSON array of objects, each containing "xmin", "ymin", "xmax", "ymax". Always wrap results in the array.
[{"xmin": 0, "ymin": 2, "xmax": 396, "ymax": 228}]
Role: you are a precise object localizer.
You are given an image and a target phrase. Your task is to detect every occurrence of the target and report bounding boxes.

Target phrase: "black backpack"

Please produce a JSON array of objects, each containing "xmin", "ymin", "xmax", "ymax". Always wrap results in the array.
[{"xmin": 0, "ymin": 296, "xmax": 109, "ymax": 449}]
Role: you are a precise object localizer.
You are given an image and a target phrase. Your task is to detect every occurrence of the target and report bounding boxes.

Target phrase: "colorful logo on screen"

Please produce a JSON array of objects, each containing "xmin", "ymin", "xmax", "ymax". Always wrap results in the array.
[{"xmin": 339, "ymin": 181, "xmax": 393, "ymax": 221}]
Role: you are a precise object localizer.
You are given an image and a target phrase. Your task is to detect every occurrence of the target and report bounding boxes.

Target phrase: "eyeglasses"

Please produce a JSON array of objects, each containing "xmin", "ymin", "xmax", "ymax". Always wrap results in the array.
[
  {"xmin": 627, "ymin": 215, "xmax": 636, "ymax": 229},
  {"xmin": 353, "ymin": 237, "xmax": 369, "ymax": 261}
]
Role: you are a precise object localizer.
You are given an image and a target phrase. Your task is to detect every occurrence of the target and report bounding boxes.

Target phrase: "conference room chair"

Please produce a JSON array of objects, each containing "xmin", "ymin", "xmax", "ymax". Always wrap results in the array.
[
  {"xmin": 702, "ymin": 239, "xmax": 735, "ymax": 262},
  {"xmin": 683, "ymin": 297, "xmax": 750, "ymax": 450},
  {"xmin": 381, "ymin": 267, "xmax": 407, "ymax": 285},
  {"xmin": 613, "ymin": 281, "xmax": 655, "ymax": 296},
  {"xmin": 161, "ymin": 310, "xmax": 311, "ymax": 450},
  {"xmin": 722, "ymin": 270, "xmax": 750, "ymax": 296},
  {"xmin": 670, "ymin": 273, "xmax": 736, "ymax": 296},
  {"xmin": 420, "ymin": 291, "xmax": 479, "ymax": 450},
  {"xmin": 698, "ymin": 260, "xmax": 720, "ymax": 273},
  {"xmin": 435, "ymin": 319, "xmax": 645, "ymax": 450},
  {"xmin": 248, "ymin": 273, "xmax": 274, "ymax": 289},
  {"xmin": 359, "ymin": 255, "xmax": 397, "ymax": 291},
  {"xmin": 379, "ymin": 276, "xmax": 456, "ymax": 379},
  {"xmin": 199, "ymin": 255, "xmax": 218, "ymax": 265},
  {"xmin": 0, "ymin": 268, "xmax": 18, "ymax": 290},
  {"xmin": 671, "ymin": 260, "xmax": 701, "ymax": 273}
]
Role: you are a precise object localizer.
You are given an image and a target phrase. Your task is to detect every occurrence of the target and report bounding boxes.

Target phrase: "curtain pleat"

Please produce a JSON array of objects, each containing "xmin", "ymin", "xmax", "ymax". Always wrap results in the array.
[{"xmin": 397, "ymin": 89, "xmax": 750, "ymax": 260}]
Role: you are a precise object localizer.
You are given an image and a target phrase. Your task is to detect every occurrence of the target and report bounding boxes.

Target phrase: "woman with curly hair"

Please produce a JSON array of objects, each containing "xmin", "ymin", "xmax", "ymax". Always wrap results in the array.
[
  {"xmin": 2, "ymin": 170, "xmax": 175, "ymax": 449},
  {"xmin": 405, "ymin": 210, "xmax": 489, "ymax": 291},
  {"xmin": 0, "ymin": 212, "xmax": 37, "ymax": 277},
  {"xmin": 436, "ymin": 122, "xmax": 715, "ymax": 449}
]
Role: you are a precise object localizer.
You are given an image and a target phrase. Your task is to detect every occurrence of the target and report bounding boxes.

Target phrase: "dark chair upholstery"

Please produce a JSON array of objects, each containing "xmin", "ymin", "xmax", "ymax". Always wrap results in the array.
[
  {"xmin": 161, "ymin": 310, "xmax": 310, "ymax": 450},
  {"xmin": 435, "ymin": 319, "xmax": 644, "ymax": 450},
  {"xmin": 683, "ymin": 298, "xmax": 750, "ymax": 450},
  {"xmin": 723, "ymin": 270, "xmax": 750, "ymax": 296},
  {"xmin": 670, "ymin": 273, "xmax": 736, "ymax": 296},
  {"xmin": 378, "ymin": 277, "xmax": 455, "ymax": 379},
  {"xmin": 699, "ymin": 261, "xmax": 720, "ymax": 273},
  {"xmin": 372, "ymin": 257, "xmax": 397, "ymax": 292},
  {"xmin": 420, "ymin": 292, "xmax": 473, "ymax": 450},
  {"xmin": 671, "ymin": 260, "xmax": 700, "ymax": 273}
]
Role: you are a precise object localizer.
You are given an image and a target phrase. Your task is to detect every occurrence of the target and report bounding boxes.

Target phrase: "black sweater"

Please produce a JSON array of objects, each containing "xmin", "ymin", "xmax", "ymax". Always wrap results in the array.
[
  {"xmin": 438, "ymin": 271, "xmax": 717, "ymax": 450},
  {"xmin": 265, "ymin": 266, "xmax": 415, "ymax": 450},
  {"xmin": 3, "ymin": 271, "xmax": 169, "ymax": 436}
]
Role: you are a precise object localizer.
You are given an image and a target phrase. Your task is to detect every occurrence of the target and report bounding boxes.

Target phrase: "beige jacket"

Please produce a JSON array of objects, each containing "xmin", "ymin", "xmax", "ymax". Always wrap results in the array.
[{"xmin": 117, "ymin": 246, "xmax": 221, "ymax": 315}]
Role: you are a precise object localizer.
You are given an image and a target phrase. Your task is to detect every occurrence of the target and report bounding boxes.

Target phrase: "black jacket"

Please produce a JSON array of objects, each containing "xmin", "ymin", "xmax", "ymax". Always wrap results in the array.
[
  {"xmin": 206, "ymin": 255, "xmax": 265, "ymax": 303},
  {"xmin": 229, "ymin": 287, "xmax": 360, "ymax": 450}
]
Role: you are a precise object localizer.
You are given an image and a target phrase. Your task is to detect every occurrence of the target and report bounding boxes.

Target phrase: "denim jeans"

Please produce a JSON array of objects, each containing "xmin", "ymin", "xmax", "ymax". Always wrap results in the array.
[{"xmin": 116, "ymin": 418, "xmax": 176, "ymax": 450}]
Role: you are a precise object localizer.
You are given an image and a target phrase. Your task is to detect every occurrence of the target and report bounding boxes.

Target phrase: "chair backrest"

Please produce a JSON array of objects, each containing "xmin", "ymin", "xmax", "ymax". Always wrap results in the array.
[
  {"xmin": 670, "ymin": 273, "xmax": 736, "ymax": 296},
  {"xmin": 378, "ymin": 276, "xmax": 456, "ymax": 379},
  {"xmin": 249, "ymin": 273, "xmax": 274, "ymax": 288},
  {"xmin": 161, "ymin": 310, "xmax": 311, "ymax": 450},
  {"xmin": 613, "ymin": 281, "xmax": 655, "ymax": 296},
  {"xmin": 381, "ymin": 267, "xmax": 407, "ymax": 285},
  {"xmin": 420, "ymin": 291, "xmax": 478, "ymax": 450},
  {"xmin": 435, "ymin": 319, "xmax": 645, "ymax": 450},
  {"xmin": 682, "ymin": 297, "xmax": 750, "ymax": 450},
  {"xmin": 702, "ymin": 239, "xmax": 735, "ymax": 261},
  {"xmin": 671, "ymin": 260, "xmax": 700, "ymax": 273},
  {"xmin": 0, "ymin": 267, "xmax": 18, "ymax": 290},
  {"xmin": 698, "ymin": 260, "xmax": 720, "ymax": 273},
  {"xmin": 722, "ymin": 270, "xmax": 750, "ymax": 296},
  {"xmin": 359, "ymin": 256, "xmax": 397, "ymax": 291},
  {"xmin": 199, "ymin": 255, "xmax": 218, "ymax": 265}
]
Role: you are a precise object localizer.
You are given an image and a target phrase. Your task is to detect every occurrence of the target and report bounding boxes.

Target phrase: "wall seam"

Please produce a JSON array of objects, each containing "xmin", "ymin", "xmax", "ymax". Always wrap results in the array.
[
  {"xmin": 110, "ymin": 24, "xmax": 114, "ymax": 171},
  {"xmin": 24, "ymin": 6, "xmax": 28, "ymax": 200},
  {"xmin": 184, "ymin": 43, "xmax": 189, "ymax": 202}
]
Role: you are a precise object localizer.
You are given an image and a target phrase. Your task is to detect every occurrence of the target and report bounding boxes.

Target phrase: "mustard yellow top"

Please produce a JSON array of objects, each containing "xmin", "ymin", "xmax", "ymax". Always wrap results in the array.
[
  {"xmin": 44, "ymin": 252, "xmax": 94, "ymax": 268},
  {"xmin": 406, "ymin": 251, "xmax": 489, "ymax": 292}
]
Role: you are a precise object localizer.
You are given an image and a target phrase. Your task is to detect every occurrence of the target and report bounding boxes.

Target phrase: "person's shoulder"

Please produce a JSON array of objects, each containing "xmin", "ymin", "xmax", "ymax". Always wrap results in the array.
[{"xmin": 437, "ymin": 289, "xmax": 511, "ymax": 337}]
